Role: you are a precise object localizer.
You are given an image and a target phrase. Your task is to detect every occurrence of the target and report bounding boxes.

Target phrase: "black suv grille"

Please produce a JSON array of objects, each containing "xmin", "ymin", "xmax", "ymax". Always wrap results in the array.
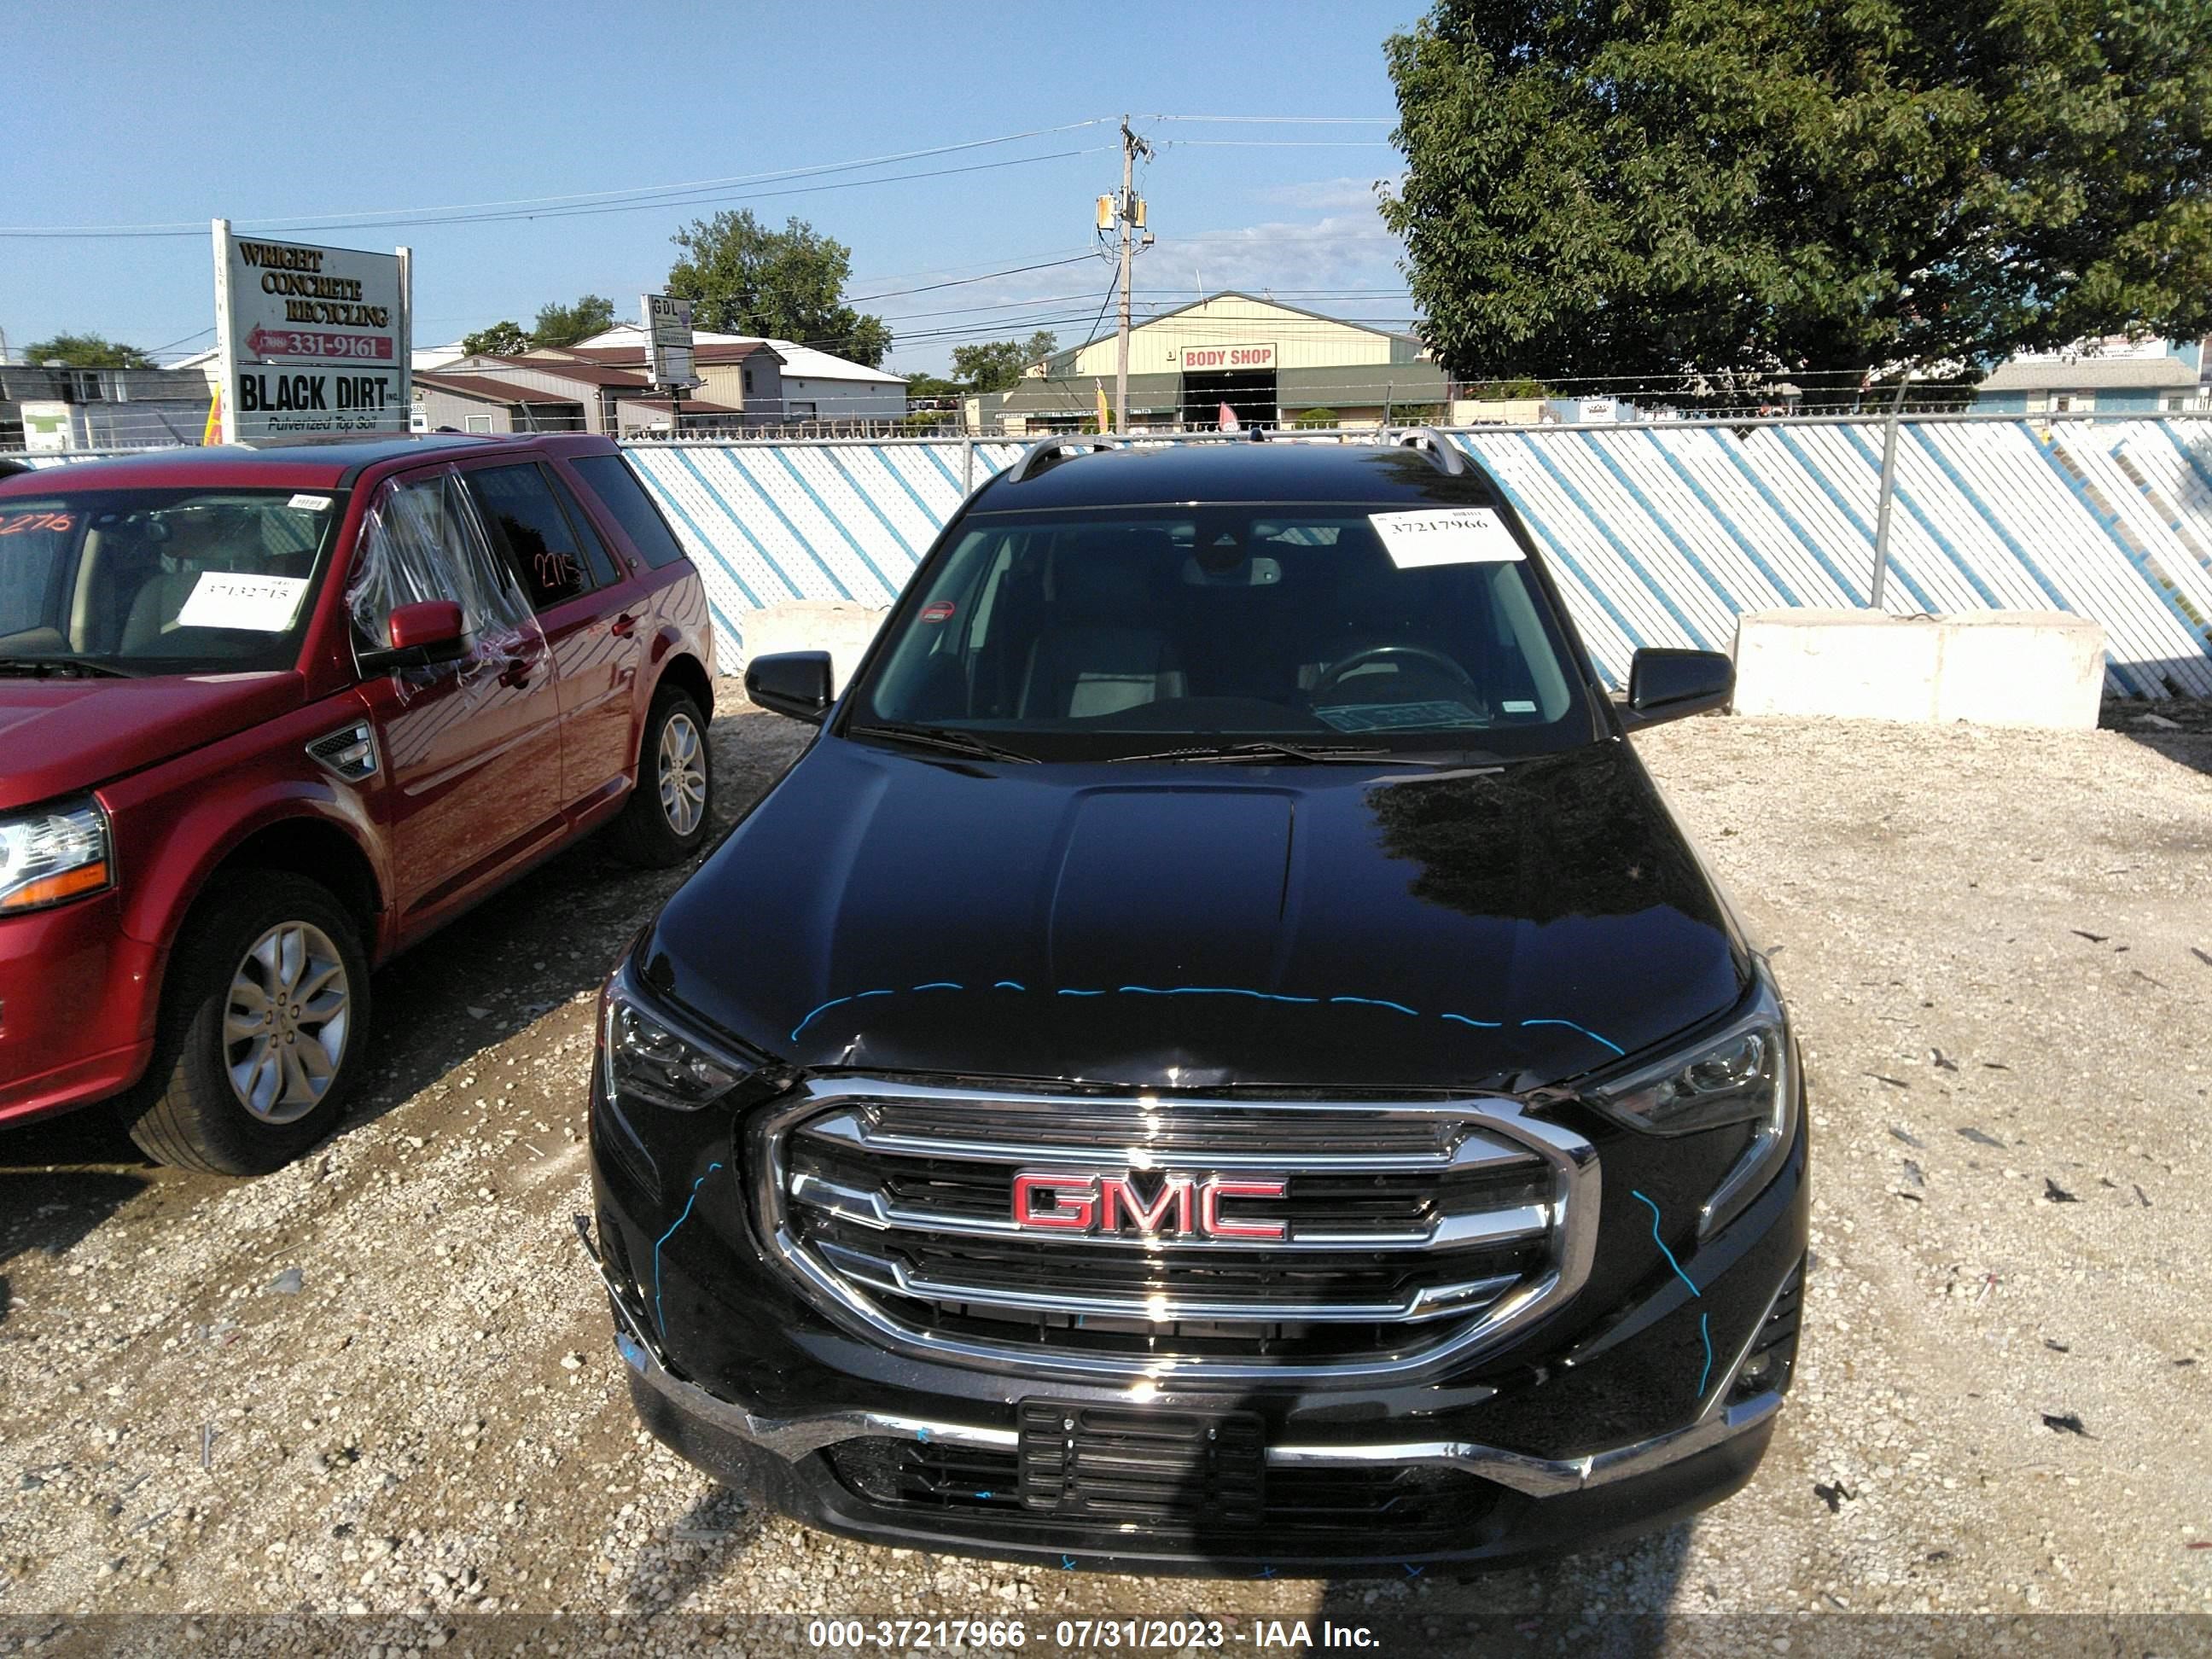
[{"xmin": 757, "ymin": 1080, "xmax": 1597, "ymax": 1382}]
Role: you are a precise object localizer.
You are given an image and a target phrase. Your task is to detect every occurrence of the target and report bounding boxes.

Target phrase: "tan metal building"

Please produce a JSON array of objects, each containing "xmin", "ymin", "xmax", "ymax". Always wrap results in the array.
[{"xmin": 984, "ymin": 292, "xmax": 1445, "ymax": 434}]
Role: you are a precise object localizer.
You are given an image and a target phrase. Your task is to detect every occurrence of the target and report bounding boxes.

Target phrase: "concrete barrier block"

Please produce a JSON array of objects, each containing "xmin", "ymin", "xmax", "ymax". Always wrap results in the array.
[
  {"xmin": 1931, "ymin": 611, "xmax": 2105, "ymax": 729},
  {"xmin": 741, "ymin": 600, "xmax": 889, "ymax": 696},
  {"xmin": 1731, "ymin": 608, "xmax": 2107, "ymax": 729},
  {"xmin": 1732, "ymin": 610, "xmax": 1943, "ymax": 721}
]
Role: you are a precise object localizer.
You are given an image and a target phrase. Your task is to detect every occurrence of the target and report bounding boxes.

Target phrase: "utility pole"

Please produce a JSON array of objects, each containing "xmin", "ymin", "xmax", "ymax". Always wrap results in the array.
[
  {"xmin": 1113, "ymin": 115, "xmax": 1152, "ymax": 435},
  {"xmin": 1869, "ymin": 370, "xmax": 1911, "ymax": 610}
]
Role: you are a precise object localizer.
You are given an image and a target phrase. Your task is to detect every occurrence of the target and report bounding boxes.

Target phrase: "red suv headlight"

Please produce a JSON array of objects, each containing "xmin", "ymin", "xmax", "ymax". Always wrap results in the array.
[{"xmin": 0, "ymin": 796, "xmax": 112, "ymax": 914}]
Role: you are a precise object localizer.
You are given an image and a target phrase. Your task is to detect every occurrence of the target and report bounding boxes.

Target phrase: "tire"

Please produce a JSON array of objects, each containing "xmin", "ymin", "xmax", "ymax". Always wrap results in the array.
[
  {"xmin": 608, "ymin": 685, "xmax": 714, "ymax": 869},
  {"xmin": 119, "ymin": 873, "xmax": 370, "ymax": 1176}
]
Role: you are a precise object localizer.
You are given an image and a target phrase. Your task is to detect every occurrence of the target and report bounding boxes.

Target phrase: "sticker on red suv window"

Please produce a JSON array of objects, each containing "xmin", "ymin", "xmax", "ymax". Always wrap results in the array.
[
  {"xmin": 0, "ymin": 510, "xmax": 73, "ymax": 536},
  {"xmin": 176, "ymin": 572, "xmax": 310, "ymax": 632},
  {"xmin": 920, "ymin": 600, "xmax": 957, "ymax": 623}
]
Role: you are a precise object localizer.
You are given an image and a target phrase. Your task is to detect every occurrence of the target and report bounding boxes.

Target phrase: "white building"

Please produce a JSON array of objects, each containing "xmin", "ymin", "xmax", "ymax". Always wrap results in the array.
[
  {"xmin": 759, "ymin": 337, "xmax": 905, "ymax": 421},
  {"xmin": 1973, "ymin": 336, "xmax": 2205, "ymax": 416},
  {"xmin": 570, "ymin": 323, "xmax": 905, "ymax": 422}
]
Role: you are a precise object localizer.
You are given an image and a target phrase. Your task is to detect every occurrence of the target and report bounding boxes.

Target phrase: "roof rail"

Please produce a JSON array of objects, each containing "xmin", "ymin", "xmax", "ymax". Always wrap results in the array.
[
  {"xmin": 1392, "ymin": 426, "xmax": 1468, "ymax": 476},
  {"xmin": 1004, "ymin": 434, "xmax": 1121, "ymax": 485}
]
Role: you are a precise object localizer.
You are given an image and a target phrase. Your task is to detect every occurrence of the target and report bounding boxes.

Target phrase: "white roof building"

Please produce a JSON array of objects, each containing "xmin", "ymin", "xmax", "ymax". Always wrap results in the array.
[
  {"xmin": 1975, "ymin": 335, "xmax": 2204, "ymax": 414},
  {"xmin": 573, "ymin": 323, "xmax": 904, "ymax": 421}
]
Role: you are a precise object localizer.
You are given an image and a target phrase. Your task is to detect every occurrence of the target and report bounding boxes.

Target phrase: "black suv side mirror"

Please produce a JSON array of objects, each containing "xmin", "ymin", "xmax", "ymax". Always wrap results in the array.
[
  {"xmin": 1622, "ymin": 647, "xmax": 1734, "ymax": 729},
  {"xmin": 746, "ymin": 650, "xmax": 834, "ymax": 725}
]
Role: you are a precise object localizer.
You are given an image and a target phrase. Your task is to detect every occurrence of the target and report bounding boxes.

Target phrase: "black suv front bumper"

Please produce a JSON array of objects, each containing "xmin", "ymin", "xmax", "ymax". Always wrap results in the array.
[{"xmin": 585, "ymin": 1077, "xmax": 1807, "ymax": 1575}]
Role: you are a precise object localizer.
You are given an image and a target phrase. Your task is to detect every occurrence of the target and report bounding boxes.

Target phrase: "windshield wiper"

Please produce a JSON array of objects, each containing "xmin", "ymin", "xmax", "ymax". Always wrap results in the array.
[
  {"xmin": 1108, "ymin": 739, "xmax": 1434, "ymax": 766},
  {"xmin": 846, "ymin": 722, "xmax": 1042, "ymax": 764},
  {"xmin": 0, "ymin": 655, "xmax": 139, "ymax": 679}
]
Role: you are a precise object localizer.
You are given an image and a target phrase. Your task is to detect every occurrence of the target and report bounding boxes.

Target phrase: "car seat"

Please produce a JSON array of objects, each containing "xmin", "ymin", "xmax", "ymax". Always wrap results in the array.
[{"xmin": 1018, "ymin": 531, "xmax": 1186, "ymax": 719}]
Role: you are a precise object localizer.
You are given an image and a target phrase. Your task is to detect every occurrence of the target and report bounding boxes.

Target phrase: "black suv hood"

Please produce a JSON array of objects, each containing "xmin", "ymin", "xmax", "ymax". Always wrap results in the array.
[{"xmin": 644, "ymin": 736, "xmax": 1745, "ymax": 1091}]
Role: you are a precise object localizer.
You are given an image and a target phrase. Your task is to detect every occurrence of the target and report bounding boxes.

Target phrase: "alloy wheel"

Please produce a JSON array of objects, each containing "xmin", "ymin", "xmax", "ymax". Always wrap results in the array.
[
  {"xmin": 657, "ymin": 710, "xmax": 707, "ymax": 837},
  {"xmin": 222, "ymin": 921, "xmax": 351, "ymax": 1124}
]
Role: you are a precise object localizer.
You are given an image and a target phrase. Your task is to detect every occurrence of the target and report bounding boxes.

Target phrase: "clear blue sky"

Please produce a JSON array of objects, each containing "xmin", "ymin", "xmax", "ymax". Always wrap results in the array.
[{"xmin": 1, "ymin": 1, "xmax": 1428, "ymax": 375}]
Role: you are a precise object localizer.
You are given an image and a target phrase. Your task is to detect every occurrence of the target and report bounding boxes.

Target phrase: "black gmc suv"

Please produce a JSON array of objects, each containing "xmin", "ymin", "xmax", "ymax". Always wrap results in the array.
[{"xmin": 585, "ymin": 434, "xmax": 1808, "ymax": 1575}]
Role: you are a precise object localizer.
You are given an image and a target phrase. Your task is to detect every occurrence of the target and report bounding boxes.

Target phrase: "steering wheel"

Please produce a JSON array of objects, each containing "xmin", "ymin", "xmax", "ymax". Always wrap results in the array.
[{"xmin": 1311, "ymin": 642, "xmax": 1481, "ymax": 701}]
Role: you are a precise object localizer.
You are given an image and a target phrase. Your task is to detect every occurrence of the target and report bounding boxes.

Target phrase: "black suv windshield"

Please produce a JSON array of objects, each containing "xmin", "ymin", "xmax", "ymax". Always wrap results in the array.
[
  {"xmin": 849, "ymin": 504, "xmax": 1596, "ymax": 760},
  {"xmin": 0, "ymin": 488, "xmax": 341, "ymax": 674}
]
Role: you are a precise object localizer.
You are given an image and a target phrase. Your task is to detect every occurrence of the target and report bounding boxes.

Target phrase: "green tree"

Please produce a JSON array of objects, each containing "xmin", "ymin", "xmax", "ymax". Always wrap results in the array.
[
  {"xmin": 667, "ymin": 211, "xmax": 893, "ymax": 367},
  {"xmin": 23, "ymin": 333, "xmax": 154, "ymax": 369},
  {"xmin": 1383, "ymin": 0, "xmax": 2212, "ymax": 382},
  {"xmin": 462, "ymin": 320, "xmax": 531, "ymax": 357},
  {"xmin": 900, "ymin": 371, "xmax": 963, "ymax": 399},
  {"xmin": 531, "ymin": 294, "xmax": 616, "ymax": 349},
  {"xmin": 949, "ymin": 330, "xmax": 1059, "ymax": 393}
]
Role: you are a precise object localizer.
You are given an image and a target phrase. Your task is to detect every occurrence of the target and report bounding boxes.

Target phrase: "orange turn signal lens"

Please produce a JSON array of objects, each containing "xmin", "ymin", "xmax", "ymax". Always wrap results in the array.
[{"xmin": 0, "ymin": 860, "xmax": 110, "ymax": 913}]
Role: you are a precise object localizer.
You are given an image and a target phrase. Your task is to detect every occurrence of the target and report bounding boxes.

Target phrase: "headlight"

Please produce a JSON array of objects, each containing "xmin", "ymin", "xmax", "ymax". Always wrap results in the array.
[
  {"xmin": 0, "ymin": 797, "xmax": 112, "ymax": 914},
  {"xmin": 599, "ymin": 957, "xmax": 754, "ymax": 1112},
  {"xmin": 1585, "ymin": 961, "xmax": 1798, "ymax": 1237}
]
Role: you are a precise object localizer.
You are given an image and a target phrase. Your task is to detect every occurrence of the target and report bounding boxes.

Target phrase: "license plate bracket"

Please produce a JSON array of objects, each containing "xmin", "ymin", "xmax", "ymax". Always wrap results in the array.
[{"xmin": 1016, "ymin": 1399, "xmax": 1265, "ymax": 1525}]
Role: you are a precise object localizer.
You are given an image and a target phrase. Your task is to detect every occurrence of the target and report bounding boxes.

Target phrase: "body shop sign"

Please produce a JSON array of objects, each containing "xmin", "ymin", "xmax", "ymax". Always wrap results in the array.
[
  {"xmin": 1179, "ymin": 342, "xmax": 1276, "ymax": 373},
  {"xmin": 213, "ymin": 219, "xmax": 410, "ymax": 440}
]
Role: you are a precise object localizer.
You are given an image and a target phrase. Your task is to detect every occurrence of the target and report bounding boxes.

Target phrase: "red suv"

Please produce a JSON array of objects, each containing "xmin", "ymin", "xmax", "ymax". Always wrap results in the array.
[{"xmin": 0, "ymin": 434, "xmax": 718, "ymax": 1173}]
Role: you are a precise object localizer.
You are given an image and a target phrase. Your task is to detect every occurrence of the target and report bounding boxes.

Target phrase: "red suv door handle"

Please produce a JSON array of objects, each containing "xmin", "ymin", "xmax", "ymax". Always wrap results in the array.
[
  {"xmin": 611, "ymin": 612, "xmax": 637, "ymax": 637},
  {"xmin": 499, "ymin": 655, "xmax": 533, "ymax": 689}
]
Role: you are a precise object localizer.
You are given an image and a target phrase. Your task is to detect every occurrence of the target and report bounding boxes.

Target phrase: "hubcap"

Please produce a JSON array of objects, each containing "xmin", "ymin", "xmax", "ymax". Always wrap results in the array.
[
  {"xmin": 222, "ymin": 922, "xmax": 350, "ymax": 1124},
  {"xmin": 657, "ymin": 711, "xmax": 707, "ymax": 837}
]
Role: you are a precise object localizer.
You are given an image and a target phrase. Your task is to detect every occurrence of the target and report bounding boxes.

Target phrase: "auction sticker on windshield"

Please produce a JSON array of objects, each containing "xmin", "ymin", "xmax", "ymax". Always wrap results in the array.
[
  {"xmin": 176, "ymin": 572, "xmax": 309, "ymax": 632},
  {"xmin": 1369, "ymin": 508, "xmax": 1526, "ymax": 568}
]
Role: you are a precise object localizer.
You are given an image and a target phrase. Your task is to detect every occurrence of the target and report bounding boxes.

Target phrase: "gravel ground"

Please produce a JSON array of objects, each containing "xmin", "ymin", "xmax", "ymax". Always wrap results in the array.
[{"xmin": 2, "ymin": 687, "xmax": 2209, "ymax": 1649}]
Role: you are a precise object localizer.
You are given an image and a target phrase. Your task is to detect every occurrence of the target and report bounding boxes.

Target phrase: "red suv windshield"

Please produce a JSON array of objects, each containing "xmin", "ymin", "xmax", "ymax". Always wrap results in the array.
[{"xmin": 0, "ymin": 488, "xmax": 342, "ymax": 675}]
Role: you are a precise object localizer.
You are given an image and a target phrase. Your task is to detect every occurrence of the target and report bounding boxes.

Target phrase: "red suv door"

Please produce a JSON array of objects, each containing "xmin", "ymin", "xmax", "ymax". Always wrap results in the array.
[
  {"xmin": 459, "ymin": 457, "xmax": 644, "ymax": 821},
  {"xmin": 344, "ymin": 463, "xmax": 565, "ymax": 929}
]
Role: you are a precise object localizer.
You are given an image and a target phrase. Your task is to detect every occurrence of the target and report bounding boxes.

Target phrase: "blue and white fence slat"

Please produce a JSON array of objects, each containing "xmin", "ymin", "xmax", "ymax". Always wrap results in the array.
[
  {"xmin": 1982, "ymin": 426, "xmax": 2212, "ymax": 695},
  {"xmin": 2099, "ymin": 432, "xmax": 2212, "ymax": 578},
  {"xmin": 618, "ymin": 420, "xmax": 2212, "ymax": 696},
  {"xmin": 2059, "ymin": 428, "xmax": 2212, "ymax": 618}
]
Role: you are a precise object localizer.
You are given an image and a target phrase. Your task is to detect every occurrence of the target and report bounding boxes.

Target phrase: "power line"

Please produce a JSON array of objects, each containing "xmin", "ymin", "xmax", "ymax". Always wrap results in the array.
[
  {"xmin": 0, "ymin": 146, "xmax": 1121, "ymax": 241},
  {"xmin": 0, "ymin": 114, "xmax": 1399, "ymax": 242},
  {"xmin": 847, "ymin": 254, "xmax": 1106, "ymax": 306},
  {"xmin": 0, "ymin": 120, "xmax": 1117, "ymax": 239},
  {"xmin": 1143, "ymin": 114, "xmax": 1397, "ymax": 125},
  {"xmin": 1081, "ymin": 267, "xmax": 1121, "ymax": 365},
  {"xmin": 1157, "ymin": 140, "xmax": 1400, "ymax": 148}
]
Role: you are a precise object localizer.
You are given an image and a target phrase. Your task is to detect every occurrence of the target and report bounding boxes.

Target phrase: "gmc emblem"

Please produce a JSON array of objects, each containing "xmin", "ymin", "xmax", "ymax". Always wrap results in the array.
[{"xmin": 1010, "ymin": 1169, "xmax": 1288, "ymax": 1242}]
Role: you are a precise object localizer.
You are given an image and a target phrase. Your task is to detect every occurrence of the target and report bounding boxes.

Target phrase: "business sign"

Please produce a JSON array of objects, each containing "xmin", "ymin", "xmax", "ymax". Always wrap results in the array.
[
  {"xmin": 1179, "ymin": 342, "xmax": 1277, "ymax": 373},
  {"xmin": 213, "ymin": 219, "xmax": 410, "ymax": 441},
  {"xmin": 643, "ymin": 294, "xmax": 698, "ymax": 390},
  {"xmin": 2011, "ymin": 335, "xmax": 2174, "ymax": 366}
]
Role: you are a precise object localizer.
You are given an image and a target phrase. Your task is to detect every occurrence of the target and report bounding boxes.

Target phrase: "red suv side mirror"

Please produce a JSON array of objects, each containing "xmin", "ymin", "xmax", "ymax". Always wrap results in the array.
[
  {"xmin": 388, "ymin": 600, "xmax": 464, "ymax": 653},
  {"xmin": 360, "ymin": 600, "xmax": 469, "ymax": 672}
]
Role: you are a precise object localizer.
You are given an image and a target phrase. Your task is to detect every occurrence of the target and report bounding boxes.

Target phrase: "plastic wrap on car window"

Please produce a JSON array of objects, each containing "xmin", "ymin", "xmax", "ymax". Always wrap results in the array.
[{"xmin": 346, "ymin": 469, "xmax": 538, "ymax": 705}]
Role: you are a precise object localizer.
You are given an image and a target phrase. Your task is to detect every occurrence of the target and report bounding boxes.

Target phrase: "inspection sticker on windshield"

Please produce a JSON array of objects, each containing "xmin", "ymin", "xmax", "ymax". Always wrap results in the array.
[
  {"xmin": 176, "ymin": 572, "xmax": 310, "ymax": 632},
  {"xmin": 287, "ymin": 493, "xmax": 332, "ymax": 512},
  {"xmin": 1369, "ymin": 508, "xmax": 1525, "ymax": 568}
]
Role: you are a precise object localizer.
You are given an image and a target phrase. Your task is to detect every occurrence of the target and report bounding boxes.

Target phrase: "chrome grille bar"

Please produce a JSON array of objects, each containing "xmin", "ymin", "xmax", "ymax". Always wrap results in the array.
[
  {"xmin": 754, "ymin": 1077, "xmax": 1600, "ymax": 1385},
  {"xmin": 789, "ymin": 1168, "xmax": 1551, "ymax": 1254},
  {"xmin": 799, "ymin": 1106, "xmax": 1534, "ymax": 1173},
  {"xmin": 815, "ymin": 1238, "xmax": 1522, "ymax": 1324}
]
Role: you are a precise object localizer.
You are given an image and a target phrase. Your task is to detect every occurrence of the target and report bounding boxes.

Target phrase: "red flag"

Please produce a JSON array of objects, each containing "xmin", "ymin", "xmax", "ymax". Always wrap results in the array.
[{"xmin": 1217, "ymin": 401, "xmax": 1240, "ymax": 432}]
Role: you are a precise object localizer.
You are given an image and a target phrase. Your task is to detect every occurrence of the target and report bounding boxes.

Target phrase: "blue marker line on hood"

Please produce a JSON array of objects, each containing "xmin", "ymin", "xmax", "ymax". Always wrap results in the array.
[{"xmin": 783, "ymin": 980, "xmax": 1623, "ymax": 1062}]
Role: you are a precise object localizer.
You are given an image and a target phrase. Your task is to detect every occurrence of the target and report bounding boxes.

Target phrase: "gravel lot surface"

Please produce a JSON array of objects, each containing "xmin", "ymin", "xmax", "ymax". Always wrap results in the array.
[{"xmin": 3, "ymin": 687, "xmax": 2209, "ymax": 1649}]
